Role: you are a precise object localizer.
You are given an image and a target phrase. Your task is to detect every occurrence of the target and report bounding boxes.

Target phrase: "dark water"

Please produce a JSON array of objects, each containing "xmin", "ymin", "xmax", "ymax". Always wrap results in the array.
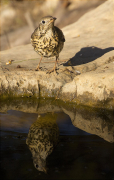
[{"xmin": 0, "ymin": 98, "xmax": 114, "ymax": 180}]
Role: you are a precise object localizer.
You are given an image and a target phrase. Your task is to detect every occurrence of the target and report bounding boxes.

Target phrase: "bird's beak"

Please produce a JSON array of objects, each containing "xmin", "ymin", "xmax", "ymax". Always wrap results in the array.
[
  {"xmin": 50, "ymin": 17, "xmax": 57, "ymax": 23},
  {"xmin": 53, "ymin": 17, "xmax": 57, "ymax": 21},
  {"xmin": 43, "ymin": 167, "xmax": 47, "ymax": 173}
]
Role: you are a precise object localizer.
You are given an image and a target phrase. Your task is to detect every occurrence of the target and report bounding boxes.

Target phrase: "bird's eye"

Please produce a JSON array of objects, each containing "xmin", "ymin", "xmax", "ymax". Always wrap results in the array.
[
  {"xmin": 42, "ymin": 20, "xmax": 45, "ymax": 24},
  {"xmin": 36, "ymin": 164, "xmax": 39, "ymax": 168}
]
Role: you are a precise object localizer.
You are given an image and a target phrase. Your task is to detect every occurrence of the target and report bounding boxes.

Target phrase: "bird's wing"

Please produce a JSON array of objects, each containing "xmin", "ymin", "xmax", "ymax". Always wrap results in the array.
[{"xmin": 54, "ymin": 26, "xmax": 65, "ymax": 42}]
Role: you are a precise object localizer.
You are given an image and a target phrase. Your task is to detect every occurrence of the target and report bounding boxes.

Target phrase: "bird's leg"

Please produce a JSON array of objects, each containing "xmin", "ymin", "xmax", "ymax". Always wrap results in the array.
[
  {"xmin": 53, "ymin": 56, "xmax": 58, "ymax": 72},
  {"xmin": 48, "ymin": 56, "xmax": 58, "ymax": 74},
  {"xmin": 35, "ymin": 57, "xmax": 43, "ymax": 71}
]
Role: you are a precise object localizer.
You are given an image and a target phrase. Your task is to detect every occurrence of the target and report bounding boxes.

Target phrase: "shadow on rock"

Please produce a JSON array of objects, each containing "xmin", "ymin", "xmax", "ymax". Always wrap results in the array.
[
  {"xmin": 26, "ymin": 113, "xmax": 59, "ymax": 173},
  {"xmin": 63, "ymin": 46, "xmax": 114, "ymax": 66}
]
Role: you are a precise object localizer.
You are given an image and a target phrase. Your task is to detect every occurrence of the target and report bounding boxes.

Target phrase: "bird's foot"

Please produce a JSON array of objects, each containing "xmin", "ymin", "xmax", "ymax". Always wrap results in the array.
[
  {"xmin": 35, "ymin": 67, "xmax": 41, "ymax": 71},
  {"xmin": 47, "ymin": 68, "xmax": 57, "ymax": 74}
]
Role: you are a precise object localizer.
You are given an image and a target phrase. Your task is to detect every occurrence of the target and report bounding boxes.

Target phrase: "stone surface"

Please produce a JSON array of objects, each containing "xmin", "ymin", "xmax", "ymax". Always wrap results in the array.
[{"xmin": 0, "ymin": 0, "xmax": 114, "ymax": 109}]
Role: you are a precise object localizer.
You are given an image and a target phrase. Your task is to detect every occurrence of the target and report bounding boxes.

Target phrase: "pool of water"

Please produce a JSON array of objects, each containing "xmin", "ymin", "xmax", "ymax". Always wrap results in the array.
[{"xmin": 0, "ymin": 98, "xmax": 114, "ymax": 180}]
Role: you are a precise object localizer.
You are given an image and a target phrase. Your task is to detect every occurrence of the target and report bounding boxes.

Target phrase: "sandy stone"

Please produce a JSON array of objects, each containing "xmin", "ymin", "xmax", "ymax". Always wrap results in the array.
[{"xmin": 0, "ymin": 0, "xmax": 114, "ymax": 109}]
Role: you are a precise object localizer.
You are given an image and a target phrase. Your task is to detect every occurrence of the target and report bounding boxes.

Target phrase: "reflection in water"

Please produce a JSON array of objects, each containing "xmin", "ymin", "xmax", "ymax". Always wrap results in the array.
[
  {"xmin": 26, "ymin": 113, "xmax": 59, "ymax": 173},
  {"xmin": 62, "ymin": 107, "xmax": 114, "ymax": 143},
  {"xmin": 0, "ymin": 99, "xmax": 114, "ymax": 179}
]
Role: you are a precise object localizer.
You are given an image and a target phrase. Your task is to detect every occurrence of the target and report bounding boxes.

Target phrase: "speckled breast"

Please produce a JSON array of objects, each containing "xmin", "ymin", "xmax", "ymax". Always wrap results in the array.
[{"xmin": 33, "ymin": 36, "xmax": 64, "ymax": 58}]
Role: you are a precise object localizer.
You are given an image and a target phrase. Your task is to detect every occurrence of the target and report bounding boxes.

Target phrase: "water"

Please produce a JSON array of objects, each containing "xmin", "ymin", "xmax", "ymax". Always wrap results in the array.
[{"xmin": 0, "ymin": 98, "xmax": 114, "ymax": 180}]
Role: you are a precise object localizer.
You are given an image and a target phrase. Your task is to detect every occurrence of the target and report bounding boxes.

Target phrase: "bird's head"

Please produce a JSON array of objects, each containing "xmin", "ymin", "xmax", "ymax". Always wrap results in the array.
[
  {"xmin": 33, "ymin": 156, "xmax": 47, "ymax": 173},
  {"xmin": 39, "ymin": 16, "xmax": 57, "ymax": 34}
]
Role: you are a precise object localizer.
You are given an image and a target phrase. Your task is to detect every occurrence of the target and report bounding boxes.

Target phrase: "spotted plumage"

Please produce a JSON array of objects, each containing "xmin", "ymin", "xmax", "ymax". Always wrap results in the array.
[
  {"xmin": 26, "ymin": 113, "xmax": 59, "ymax": 173},
  {"xmin": 31, "ymin": 16, "xmax": 65, "ymax": 72}
]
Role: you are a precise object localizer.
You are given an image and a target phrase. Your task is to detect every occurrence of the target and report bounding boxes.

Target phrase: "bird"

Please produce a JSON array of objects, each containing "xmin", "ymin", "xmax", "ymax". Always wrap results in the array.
[
  {"xmin": 31, "ymin": 16, "xmax": 65, "ymax": 73},
  {"xmin": 26, "ymin": 113, "xmax": 59, "ymax": 173}
]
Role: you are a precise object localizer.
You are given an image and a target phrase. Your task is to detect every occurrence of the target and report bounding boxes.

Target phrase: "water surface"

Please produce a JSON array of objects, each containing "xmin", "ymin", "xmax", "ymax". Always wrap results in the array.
[{"xmin": 0, "ymin": 98, "xmax": 114, "ymax": 179}]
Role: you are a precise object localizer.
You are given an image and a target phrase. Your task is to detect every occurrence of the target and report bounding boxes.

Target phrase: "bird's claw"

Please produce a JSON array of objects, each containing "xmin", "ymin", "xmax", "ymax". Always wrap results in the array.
[
  {"xmin": 35, "ymin": 67, "xmax": 41, "ymax": 71},
  {"xmin": 46, "ymin": 68, "xmax": 57, "ymax": 74}
]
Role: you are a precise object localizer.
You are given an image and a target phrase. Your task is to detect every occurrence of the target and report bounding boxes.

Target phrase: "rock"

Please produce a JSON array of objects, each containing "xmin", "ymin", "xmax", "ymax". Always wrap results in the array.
[
  {"xmin": 61, "ymin": 59, "xmax": 114, "ymax": 106},
  {"xmin": 0, "ymin": 0, "xmax": 114, "ymax": 109}
]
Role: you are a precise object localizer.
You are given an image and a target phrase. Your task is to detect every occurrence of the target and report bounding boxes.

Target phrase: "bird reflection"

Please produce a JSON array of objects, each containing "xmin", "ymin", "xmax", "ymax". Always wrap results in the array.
[{"xmin": 26, "ymin": 113, "xmax": 59, "ymax": 173}]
